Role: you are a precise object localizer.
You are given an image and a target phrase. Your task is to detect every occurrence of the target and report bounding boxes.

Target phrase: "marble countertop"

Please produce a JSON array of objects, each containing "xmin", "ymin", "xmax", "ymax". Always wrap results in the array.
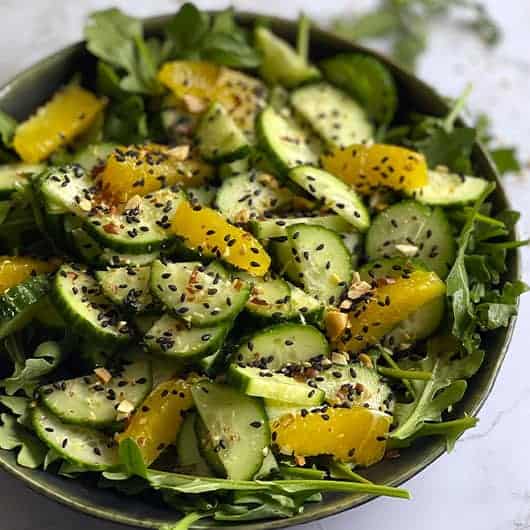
[{"xmin": 1, "ymin": 1, "xmax": 529, "ymax": 529}]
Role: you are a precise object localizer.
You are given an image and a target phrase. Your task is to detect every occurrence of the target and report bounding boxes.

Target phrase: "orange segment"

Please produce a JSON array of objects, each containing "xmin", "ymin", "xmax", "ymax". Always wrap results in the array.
[
  {"xmin": 157, "ymin": 61, "xmax": 266, "ymax": 136},
  {"xmin": 171, "ymin": 200, "xmax": 271, "ymax": 276},
  {"xmin": 13, "ymin": 84, "xmax": 106, "ymax": 163},
  {"xmin": 100, "ymin": 144, "xmax": 213, "ymax": 201},
  {"xmin": 272, "ymin": 406, "xmax": 391, "ymax": 466},
  {"xmin": 117, "ymin": 378, "xmax": 194, "ymax": 466},
  {"xmin": 0, "ymin": 256, "xmax": 59, "ymax": 293},
  {"xmin": 322, "ymin": 144, "xmax": 428, "ymax": 194},
  {"xmin": 336, "ymin": 270, "xmax": 445, "ymax": 353}
]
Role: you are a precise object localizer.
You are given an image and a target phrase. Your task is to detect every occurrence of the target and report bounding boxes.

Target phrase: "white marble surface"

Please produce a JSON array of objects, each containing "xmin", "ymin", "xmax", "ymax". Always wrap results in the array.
[{"xmin": 1, "ymin": 1, "xmax": 529, "ymax": 529}]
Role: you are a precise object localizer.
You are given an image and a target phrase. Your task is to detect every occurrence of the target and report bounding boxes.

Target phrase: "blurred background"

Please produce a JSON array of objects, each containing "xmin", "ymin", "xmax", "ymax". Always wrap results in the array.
[{"xmin": 0, "ymin": 1, "xmax": 529, "ymax": 529}]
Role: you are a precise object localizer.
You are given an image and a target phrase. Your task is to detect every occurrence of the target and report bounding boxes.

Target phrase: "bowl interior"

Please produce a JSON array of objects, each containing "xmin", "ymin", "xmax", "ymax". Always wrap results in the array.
[{"xmin": 0, "ymin": 12, "xmax": 519, "ymax": 530}]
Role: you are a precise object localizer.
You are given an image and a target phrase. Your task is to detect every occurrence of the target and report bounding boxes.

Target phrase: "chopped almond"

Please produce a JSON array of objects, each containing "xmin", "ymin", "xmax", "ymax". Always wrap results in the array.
[
  {"xmin": 117, "ymin": 399, "xmax": 135, "ymax": 414},
  {"xmin": 94, "ymin": 367, "xmax": 112, "ymax": 384},
  {"xmin": 325, "ymin": 310, "xmax": 348, "ymax": 341},
  {"xmin": 331, "ymin": 351, "xmax": 349, "ymax": 366},
  {"xmin": 294, "ymin": 455, "xmax": 306, "ymax": 466},
  {"xmin": 394, "ymin": 243, "xmax": 419, "ymax": 257},
  {"xmin": 79, "ymin": 198, "xmax": 92, "ymax": 212},
  {"xmin": 183, "ymin": 94, "xmax": 207, "ymax": 113},
  {"xmin": 167, "ymin": 144, "xmax": 190, "ymax": 161},
  {"xmin": 358, "ymin": 353, "xmax": 374, "ymax": 369},
  {"xmin": 347, "ymin": 280, "xmax": 373, "ymax": 300}
]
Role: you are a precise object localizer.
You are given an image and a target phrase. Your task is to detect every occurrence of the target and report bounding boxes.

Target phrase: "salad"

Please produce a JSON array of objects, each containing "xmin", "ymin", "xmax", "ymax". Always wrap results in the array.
[{"xmin": 0, "ymin": 3, "xmax": 526, "ymax": 528}]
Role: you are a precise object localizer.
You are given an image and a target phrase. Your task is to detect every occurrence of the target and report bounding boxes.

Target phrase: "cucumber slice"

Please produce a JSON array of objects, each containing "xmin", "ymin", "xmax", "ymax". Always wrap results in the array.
[
  {"xmin": 143, "ymin": 314, "xmax": 228, "ymax": 361},
  {"xmin": 100, "ymin": 249, "xmax": 159, "ymax": 268},
  {"xmin": 254, "ymin": 450, "xmax": 279, "ymax": 479},
  {"xmin": 288, "ymin": 283, "xmax": 324, "ymax": 323},
  {"xmin": 186, "ymin": 185, "xmax": 217, "ymax": 208},
  {"xmin": 284, "ymin": 224, "xmax": 353, "ymax": 305},
  {"xmin": 0, "ymin": 163, "xmax": 43, "ymax": 198},
  {"xmin": 236, "ymin": 323, "xmax": 329, "ymax": 369},
  {"xmin": 72, "ymin": 143, "xmax": 116, "ymax": 172},
  {"xmin": 52, "ymin": 264, "xmax": 132, "ymax": 344},
  {"xmin": 218, "ymin": 157, "xmax": 251, "ymax": 180},
  {"xmin": 234, "ymin": 272, "xmax": 293, "ymax": 320},
  {"xmin": 250, "ymin": 214, "xmax": 351, "ymax": 241},
  {"xmin": 254, "ymin": 26, "xmax": 320, "ymax": 88},
  {"xmin": 0, "ymin": 274, "xmax": 50, "ymax": 339},
  {"xmin": 227, "ymin": 364, "xmax": 325, "ymax": 405},
  {"xmin": 359, "ymin": 258, "xmax": 444, "ymax": 347},
  {"xmin": 176, "ymin": 412, "xmax": 212, "ymax": 476},
  {"xmin": 198, "ymin": 347, "xmax": 227, "ymax": 377},
  {"xmin": 265, "ymin": 362, "xmax": 393, "ymax": 422},
  {"xmin": 288, "ymin": 166, "xmax": 370, "ymax": 231},
  {"xmin": 290, "ymin": 82, "xmax": 374, "ymax": 147},
  {"xmin": 256, "ymin": 107, "xmax": 320, "ymax": 174},
  {"xmin": 196, "ymin": 102, "xmax": 250, "ymax": 163},
  {"xmin": 31, "ymin": 405, "xmax": 119, "ymax": 470},
  {"xmin": 192, "ymin": 381, "xmax": 269, "ymax": 480},
  {"xmin": 340, "ymin": 232, "xmax": 363, "ymax": 267},
  {"xmin": 408, "ymin": 169, "xmax": 490, "ymax": 206},
  {"xmin": 39, "ymin": 167, "xmax": 184, "ymax": 254},
  {"xmin": 95, "ymin": 265, "xmax": 154, "ymax": 312},
  {"xmin": 321, "ymin": 53, "xmax": 398, "ymax": 126},
  {"xmin": 39, "ymin": 360, "xmax": 152, "ymax": 428},
  {"xmin": 150, "ymin": 260, "xmax": 250, "ymax": 327},
  {"xmin": 365, "ymin": 200, "xmax": 455, "ymax": 278},
  {"xmin": 216, "ymin": 172, "xmax": 292, "ymax": 223}
]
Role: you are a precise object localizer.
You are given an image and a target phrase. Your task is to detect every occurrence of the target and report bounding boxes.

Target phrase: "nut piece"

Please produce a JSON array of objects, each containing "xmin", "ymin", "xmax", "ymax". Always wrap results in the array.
[
  {"xmin": 183, "ymin": 94, "xmax": 208, "ymax": 113},
  {"xmin": 394, "ymin": 243, "xmax": 419, "ymax": 257},
  {"xmin": 94, "ymin": 367, "xmax": 112, "ymax": 384},
  {"xmin": 325, "ymin": 310, "xmax": 349, "ymax": 341},
  {"xmin": 167, "ymin": 144, "xmax": 190, "ymax": 161},
  {"xmin": 116, "ymin": 400, "xmax": 135, "ymax": 414},
  {"xmin": 347, "ymin": 280, "xmax": 373, "ymax": 300},
  {"xmin": 358, "ymin": 353, "xmax": 373, "ymax": 369},
  {"xmin": 331, "ymin": 351, "xmax": 349, "ymax": 366},
  {"xmin": 294, "ymin": 455, "xmax": 306, "ymax": 466}
]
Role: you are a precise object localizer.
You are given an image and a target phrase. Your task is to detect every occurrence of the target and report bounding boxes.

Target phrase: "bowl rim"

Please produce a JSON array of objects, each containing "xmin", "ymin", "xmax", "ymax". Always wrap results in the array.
[{"xmin": 0, "ymin": 9, "xmax": 521, "ymax": 530}]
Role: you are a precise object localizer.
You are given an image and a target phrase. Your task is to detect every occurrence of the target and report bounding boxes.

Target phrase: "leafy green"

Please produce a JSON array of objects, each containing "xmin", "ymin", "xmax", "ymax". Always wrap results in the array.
[
  {"xmin": 1, "ymin": 339, "xmax": 62, "ymax": 396},
  {"xmin": 0, "ymin": 413, "xmax": 47, "ymax": 468},
  {"xmin": 331, "ymin": 1, "xmax": 500, "ymax": 71},
  {"xmin": 103, "ymin": 95, "xmax": 148, "ymax": 144},
  {"xmin": 160, "ymin": 512, "xmax": 211, "ymax": 530},
  {"xmin": 490, "ymin": 147, "xmax": 522, "ymax": 175},
  {"xmin": 0, "ymin": 109, "xmax": 17, "ymax": 147},
  {"xmin": 165, "ymin": 4, "xmax": 260, "ymax": 69},
  {"xmin": 85, "ymin": 9, "xmax": 162, "ymax": 95},
  {"xmin": 391, "ymin": 336, "xmax": 484, "ymax": 442}
]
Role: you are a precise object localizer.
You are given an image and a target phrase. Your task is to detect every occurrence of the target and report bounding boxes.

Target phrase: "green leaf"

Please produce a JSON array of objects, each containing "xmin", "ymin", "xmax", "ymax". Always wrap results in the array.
[
  {"xmin": 0, "ymin": 413, "xmax": 47, "ymax": 469},
  {"xmin": 118, "ymin": 438, "xmax": 148, "ymax": 477},
  {"xmin": 160, "ymin": 512, "xmax": 211, "ymax": 530},
  {"xmin": 490, "ymin": 147, "xmax": 521, "ymax": 175},
  {"xmin": 201, "ymin": 33, "xmax": 261, "ymax": 69},
  {"xmin": 166, "ymin": 3, "xmax": 210, "ymax": 57},
  {"xmin": 104, "ymin": 95, "xmax": 148, "ymax": 144},
  {"xmin": 390, "ymin": 336, "xmax": 484, "ymax": 442},
  {"xmin": 1, "ymin": 340, "xmax": 63, "ymax": 396},
  {"xmin": 389, "ymin": 416, "xmax": 478, "ymax": 451},
  {"xmin": 0, "ymin": 109, "xmax": 17, "ymax": 147}
]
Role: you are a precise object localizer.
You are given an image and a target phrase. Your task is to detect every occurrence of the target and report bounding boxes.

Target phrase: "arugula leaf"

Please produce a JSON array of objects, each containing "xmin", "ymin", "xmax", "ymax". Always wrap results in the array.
[
  {"xmin": 165, "ymin": 3, "xmax": 210, "ymax": 58},
  {"xmin": 0, "ymin": 109, "xmax": 17, "ymax": 146},
  {"xmin": 0, "ymin": 395, "xmax": 32, "ymax": 428},
  {"xmin": 103, "ymin": 95, "xmax": 148, "ymax": 144},
  {"xmin": 0, "ymin": 413, "xmax": 47, "ymax": 469},
  {"xmin": 490, "ymin": 147, "xmax": 522, "ymax": 175},
  {"xmin": 201, "ymin": 33, "xmax": 261, "ymax": 69},
  {"xmin": 389, "ymin": 416, "xmax": 478, "ymax": 451},
  {"xmin": 160, "ymin": 512, "xmax": 211, "ymax": 530},
  {"xmin": 85, "ymin": 9, "xmax": 161, "ymax": 95},
  {"xmin": 391, "ymin": 336, "xmax": 484, "ymax": 442},
  {"xmin": 476, "ymin": 281, "xmax": 528, "ymax": 330},
  {"xmin": 1, "ymin": 340, "xmax": 62, "ymax": 396}
]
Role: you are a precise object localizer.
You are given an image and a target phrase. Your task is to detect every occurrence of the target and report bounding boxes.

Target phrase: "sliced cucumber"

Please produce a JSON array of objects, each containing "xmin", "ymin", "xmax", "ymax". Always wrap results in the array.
[
  {"xmin": 288, "ymin": 166, "xmax": 370, "ymax": 231},
  {"xmin": 256, "ymin": 107, "xmax": 320, "ymax": 174},
  {"xmin": 288, "ymin": 283, "xmax": 324, "ymax": 323},
  {"xmin": 365, "ymin": 200, "xmax": 455, "ymax": 278},
  {"xmin": 0, "ymin": 274, "xmax": 50, "ymax": 339},
  {"xmin": 186, "ymin": 185, "xmax": 217, "ymax": 208},
  {"xmin": 235, "ymin": 323, "xmax": 329, "ymax": 369},
  {"xmin": 284, "ymin": 224, "xmax": 353, "ymax": 305},
  {"xmin": 234, "ymin": 272, "xmax": 293, "ymax": 320},
  {"xmin": 143, "ymin": 314, "xmax": 228, "ymax": 361},
  {"xmin": 196, "ymin": 102, "xmax": 250, "ymax": 163},
  {"xmin": 218, "ymin": 157, "xmax": 251, "ymax": 180},
  {"xmin": 150, "ymin": 260, "xmax": 250, "ymax": 327},
  {"xmin": 0, "ymin": 163, "xmax": 43, "ymax": 198},
  {"xmin": 254, "ymin": 26, "xmax": 320, "ymax": 88},
  {"xmin": 100, "ymin": 249, "xmax": 159, "ymax": 268},
  {"xmin": 340, "ymin": 231, "xmax": 363, "ymax": 267},
  {"xmin": 72, "ymin": 143, "xmax": 116, "ymax": 172},
  {"xmin": 408, "ymin": 169, "xmax": 490, "ymax": 206},
  {"xmin": 193, "ymin": 381, "xmax": 269, "ymax": 480},
  {"xmin": 359, "ymin": 257, "xmax": 444, "ymax": 347},
  {"xmin": 39, "ymin": 360, "xmax": 152, "ymax": 428},
  {"xmin": 176, "ymin": 412, "xmax": 212, "ymax": 476},
  {"xmin": 321, "ymin": 53, "xmax": 398, "ymax": 126},
  {"xmin": 32, "ymin": 405, "xmax": 119, "ymax": 471},
  {"xmin": 95, "ymin": 265, "xmax": 154, "ymax": 313},
  {"xmin": 290, "ymin": 82, "xmax": 374, "ymax": 147},
  {"xmin": 254, "ymin": 450, "xmax": 279, "ymax": 479},
  {"xmin": 198, "ymin": 347, "xmax": 227, "ymax": 377},
  {"xmin": 250, "ymin": 214, "xmax": 351, "ymax": 241},
  {"xmin": 40, "ymin": 167, "xmax": 184, "ymax": 254},
  {"xmin": 227, "ymin": 364, "xmax": 325, "ymax": 405},
  {"xmin": 216, "ymin": 172, "xmax": 292, "ymax": 223},
  {"xmin": 52, "ymin": 264, "xmax": 132, "ymax": 344}
]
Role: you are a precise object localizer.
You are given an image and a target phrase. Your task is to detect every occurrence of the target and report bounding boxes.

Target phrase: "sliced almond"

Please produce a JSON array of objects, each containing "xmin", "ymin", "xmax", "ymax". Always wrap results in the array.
[
  {"xmin": 116, "ymin": 399, "xmax": 135, "ymax": 414},
  {"xmin": 331, "ymin": 351, "xmax": 349, "ymax": 366},
  {"xmin": 79, "ymin": 198, "xmax": 92, "ymax": 212},
  {"xmin": 167, "ymin": 144, "xmax": 190, "ymax": 161},
  {"xmin": 394, "ymin": 243, "xmax": 419, "ymax": 257},
  {"xmin": 347, "ymin": 280, "xmax": 373, "ymax": 300},
  {"xmin": 183, "ymin": 94, "xmax": 208, "ymax": 113},
  {"xmin": 294, "ymin": 455, "xmax": 306, "ymax": 466},
  {"xmin": 94, "ymin": 367, "xmax": 112, "ymax": 384},
  {"xmin": 358, "ymin": 353, "xmax": 373, "ymax": 369},
  {"xmin": 325, "ymin": 310, "xmax": 348, "ymax": 341}
]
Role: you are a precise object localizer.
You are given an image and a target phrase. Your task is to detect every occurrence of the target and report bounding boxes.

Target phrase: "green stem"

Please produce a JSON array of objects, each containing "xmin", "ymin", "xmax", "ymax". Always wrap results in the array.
[
  {"xmin": 329, "ymin": 461, "xmax": 373, "ymax": 484},
  {"xmin": 379, "ymin": 348, "xmax": 416, "ymax": 398},
  {"xmin": 160, "ymin": 511, "xmax": 210, "ymax": 530},
  {"xmin": 444, "ymin": 83, "xmax": 473, "ymax": 132},
  {"xmin": 378, "ymin": 366, "xmax": 433, "ymax": 381},
  {"xmin": 296, "ymin": 13, "xmax": 311, "ymax": 62}
]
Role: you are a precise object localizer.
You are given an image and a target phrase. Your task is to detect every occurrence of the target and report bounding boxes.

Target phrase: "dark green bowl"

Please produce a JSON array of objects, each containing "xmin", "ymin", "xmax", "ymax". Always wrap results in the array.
[{"xmin": 0, "ymin": 11, "xmax": 520, "ymax": 530}]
